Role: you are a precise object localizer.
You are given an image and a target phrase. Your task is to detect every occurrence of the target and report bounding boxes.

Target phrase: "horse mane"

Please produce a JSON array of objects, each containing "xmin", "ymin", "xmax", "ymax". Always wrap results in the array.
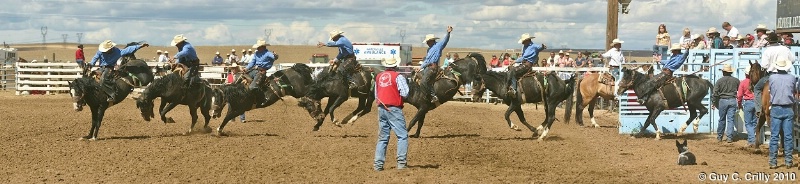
[
  {"xmin": 465, "ymin": 53, "xmax": 487, "ymax": 73},
  {"xmin": 141, "ymin": 73, "xmax": 181, "ymax": 99},
  {"xmin": 484, "ymin": 70, "xmax": 506, "ymax": 80}
]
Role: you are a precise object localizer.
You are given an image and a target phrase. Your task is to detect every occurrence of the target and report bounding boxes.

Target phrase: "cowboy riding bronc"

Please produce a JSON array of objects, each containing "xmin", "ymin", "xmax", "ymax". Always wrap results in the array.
[
  {"xmin": 170, "ymin": 34, "xmax": 201, "ymax": 89},
  {"xmin": 317, "ymin": 30, "xmax": 356, "ymax": 89},
  {"xmin": 420, "ymin": 26, "xmax": 452, "ymax": 103},
  {"xmin": 507, "ymin": 33, "xmax": 546, "ymax": 98},
  {"xmin": 89, "ymin": 40, "xmax": 148, "ymax": 102},
  {"xmin": 245, "ymin": 39, "xmax": 278, "ymax": 106},
  {"xmin": 637, "ymin": 43, "xmax": 689, "ymax": 103}
]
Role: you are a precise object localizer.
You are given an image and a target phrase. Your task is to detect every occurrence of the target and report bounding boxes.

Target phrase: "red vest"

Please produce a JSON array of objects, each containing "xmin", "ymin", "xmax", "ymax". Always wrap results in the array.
[{"xmin": 375, "ymin": 70, "xmax": 403, "ymax": 108}]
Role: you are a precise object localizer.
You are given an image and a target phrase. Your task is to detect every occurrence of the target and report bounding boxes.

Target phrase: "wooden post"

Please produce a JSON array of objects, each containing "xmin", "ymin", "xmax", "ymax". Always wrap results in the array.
[{"xmin": 606, "ymin": 0, "xmax": 619, "ymax": 51}]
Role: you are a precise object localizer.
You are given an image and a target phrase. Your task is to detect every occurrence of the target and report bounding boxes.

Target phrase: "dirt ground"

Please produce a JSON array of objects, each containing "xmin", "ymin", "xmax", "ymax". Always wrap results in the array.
[{"xmin": 0, "ymin": 91, "xmax": 795, "ymax": 183}]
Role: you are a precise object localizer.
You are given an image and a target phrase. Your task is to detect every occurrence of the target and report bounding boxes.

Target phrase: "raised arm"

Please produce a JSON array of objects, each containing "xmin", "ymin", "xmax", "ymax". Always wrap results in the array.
[{"xmin": 89, "ymin": 51, "xmax": 102, "ymax": 66}]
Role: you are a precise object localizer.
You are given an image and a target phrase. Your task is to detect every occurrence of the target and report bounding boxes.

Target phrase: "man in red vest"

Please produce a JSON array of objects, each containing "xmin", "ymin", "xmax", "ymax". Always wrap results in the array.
[
  {"xmin": 75, "ymin": 44, "xmax": 85, "ymax": 69},
  {"xmin": 373, "ymin": 57, "xmax": 409, "ymax": 171}
]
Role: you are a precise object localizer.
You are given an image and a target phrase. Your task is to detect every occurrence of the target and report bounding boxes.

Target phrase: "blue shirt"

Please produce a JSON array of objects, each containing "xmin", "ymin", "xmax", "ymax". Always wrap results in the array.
[
  {"xmin": 422, "ymin": 33, "xmax": 451, "ymax": 68},
  {"xmin": 769, "ymin": 73, "xmax": 797, "ymax": 105},
  {"xmin": 661, "ymin": 51, "xmax": 689, "ymax": 72},
  {"xmin": 212, "ymin": 56, "xmax": 223, "ymax": 64},
  {"xmin": 515, "ymin": 43, "xmax": 545, "ymax": 63},
  {"xmin": 174, "ymin": 42, "xmax": 199, "ymax": 63},
  {"xmin": 374, "ymin": 71, "xmax": 409, "ymax": 98},
  {"xmin": 325, "ymin": 36, "xmax": 354, "ymax": 60},
  {"xmin": 89, "ymin": 45, "xmax": 143, "ymax": 67},
  {"xmin": 246, "ymin": 49, "xmax": 277, "ymax": 70}
]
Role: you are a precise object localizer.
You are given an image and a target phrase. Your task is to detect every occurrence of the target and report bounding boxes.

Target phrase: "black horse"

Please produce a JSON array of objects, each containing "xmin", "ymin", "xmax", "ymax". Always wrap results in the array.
[
  {"xmin": 134, "ymin": 73, "xmax": 213, "ymax": 135},
  {"xmin": 472, "ymin": 70, "xmax": 576, "ymax": 141},
  {"xmin": 298, "ymin": 65, "xmax": 376, "ymax": 131},
  {"xmin": 404, "ymin": 53, "xmax": 487, "ymax": 138},
  {"xmin": 68, "ymin": 60, "xmax": 154, "ymax": 140},
  {"xmin": 616, "ymin": 68, "xmax": 713, "ymax": 140},
  {"xmin": 211, "ymin": 63, "xmax": 313, "ymax": 135}
]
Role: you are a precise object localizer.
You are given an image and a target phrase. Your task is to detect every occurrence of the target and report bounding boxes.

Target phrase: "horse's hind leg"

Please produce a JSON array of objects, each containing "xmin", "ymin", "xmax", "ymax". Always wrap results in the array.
[
  {"xmin": 504, "ymin": 104, "xmax": 520, "ymax": 131},
  {"xmin": 217, "ymin": 109, "xmax": 242, "ymax": 136},
  {"xmin": 321, "ymin": 97, "xmax": 336, "ymax": 123},
  {"xmin": 587, "ymin": 98, "xmax": 600, "ymax": 128},
  {"xmin": 694, "ymin": 103, "xmax": 709, "ymax": 133},
  {"xmin": 537, "ymin": 103, "xmax": 558, "ymax": 141},
  {"xmin": 341, "ymin": 97, "xmax": 365, "ymax": 125},
  {"xmin": 160, "ymin": 102, "xmax": 179, "ymax": 124},
  {"xmin": 513, "ymin": 104, "xmax": 536, "ymax": 133},
  {"xmin": 328, "ymin": 96, "xmax": 348, "ymax": 125},
  {"xmin": 678, "ymin": 106, "xmax": 697, "ymax": 136},
  {"xmin": 92, "ymin": 108, "xmax": 107, "ymax": 140},
  {"xmin": 184, "ymin": 105, "xmax": 198, "ymax": 135},
  {"xmin": 82, "ymin": 107, "xmax": 99, "ymax": 140},
  {"xmin": 200, "ymin": 101, "xmax": 213, "ymax": 133}
]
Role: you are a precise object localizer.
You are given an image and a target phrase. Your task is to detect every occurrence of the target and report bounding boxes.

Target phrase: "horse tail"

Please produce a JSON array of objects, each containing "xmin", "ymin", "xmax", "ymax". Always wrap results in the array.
[
  {"xmin": 706, "ymin": 79, "xmax": 714, "ymax": 97},
  {"xmin": 467, "ymin": 53, "xmax": 487, "ymax": 74},
  {"xmin": 572, "ymin": 77, "xmax": 585, "ymax": 124}
]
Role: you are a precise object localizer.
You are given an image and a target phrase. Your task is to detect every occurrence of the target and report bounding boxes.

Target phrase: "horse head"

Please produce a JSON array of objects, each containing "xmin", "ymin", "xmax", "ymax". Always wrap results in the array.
[
  {"xmin": 470, "ymin": 71, "xmax": 504, "ymax": 102},
  {"xmin": 748, "ymin": 60, "xmax": 765, "ymax": 86},
  {"xmin": 211, "ymin": 87, "xmax": 226, "ymax": 119},
  {"xmin": 67, "ymin": 79, "xmax": 87, "ymax": 112},
  {"xmin": 134, "ymin": 95, "xmax": 155, "ymax": 122},
  {"xmin": 616, "ymin": 67, "xmax": 641, "ymax": 96},
  {"xmin": 297, "ymin": 97, "xmax": 323, "ymax": 122}
]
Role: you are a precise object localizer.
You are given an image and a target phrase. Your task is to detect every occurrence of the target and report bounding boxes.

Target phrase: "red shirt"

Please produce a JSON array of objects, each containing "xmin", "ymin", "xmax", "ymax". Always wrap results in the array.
[
  {"xmin": 75, "ymin": 49, "xmax": 85, "ymax": 60},
  {"xmin": 502, "ymin": 58, "xmax": 511, "ymax": 66},
  {"xmin": 737, "ymin": 77, "xmax": 754, "ymax": 105},
  {"xmin": 490, "ymin": 58, "xmax": 500, "ymax": 67},
  {"xmin": 375, "ymin": 70, "xmax": 403, "ymax": 107}
]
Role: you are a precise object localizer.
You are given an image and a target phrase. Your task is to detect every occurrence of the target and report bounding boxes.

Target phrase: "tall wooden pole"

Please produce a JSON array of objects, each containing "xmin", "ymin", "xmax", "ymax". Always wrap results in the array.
[{"xmin": 606, "ymin": 0, "xmax": 619, "ymax": 51}]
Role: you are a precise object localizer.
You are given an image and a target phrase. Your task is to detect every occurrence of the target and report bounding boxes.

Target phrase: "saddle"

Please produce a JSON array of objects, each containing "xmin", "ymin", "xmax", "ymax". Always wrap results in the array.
[
  {"xmin": 171, "ymin": 63, "xmax": 188, "ymax": 77},
  {"xmin": 517, "ymin": 71, "xmax": 547, "ymax": 103},
  {"xmin": 412, "ymin": 67, "xmax": 460, "ymax": 85},
  {"xmin": 89, "ymin": 69, "xmax": 138, "ymax": 87},
  {"xmin": 653, "ymin": 77, "xmax": 688, "ymax": 109},
  {"xmin": 598, "ymin": 72, "xmax": 616, "ymax": 86}
]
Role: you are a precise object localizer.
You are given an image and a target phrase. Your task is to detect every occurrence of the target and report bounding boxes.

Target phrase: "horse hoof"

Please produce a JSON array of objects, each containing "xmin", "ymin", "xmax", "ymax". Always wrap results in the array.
[
  {"xmin": 89, "ymin": 138, "xmax": 97, "ymax": 141},
  {"xmin": 537, "ymin": 137, "xmax": 545, "ymax": 142},
  {"xmin": 166, "ymin": 118, "xmax": 176, "ymax": 124},
  {"xmin": 312, "ymin": 127, "xmax": 320, "ymax": 131},
  {"xmin": 203, "ymin": 127, "xmax": 213, "ymax": 133},
  {"xmin": 217, "ymin": 131, "xmax": 228, "ymax": 137},
  {"xmin": 410, "ymin": 134, "xmax": 419, "ymax": 138}
]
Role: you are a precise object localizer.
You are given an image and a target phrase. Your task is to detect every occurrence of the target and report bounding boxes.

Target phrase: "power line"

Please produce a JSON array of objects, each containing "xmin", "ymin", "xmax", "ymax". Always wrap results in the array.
[
  {"xmin": 40, "ymin": 26, "xmax": 47, "ymax": 46},
  {"xmin": 76, "ymin": 33, "xmax": 83, "ymax": 44}
]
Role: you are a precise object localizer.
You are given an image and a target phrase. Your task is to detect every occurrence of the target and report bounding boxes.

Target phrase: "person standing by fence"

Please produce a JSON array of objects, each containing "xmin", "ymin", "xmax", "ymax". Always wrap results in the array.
[
  {"xmin": 754, "ymin": 32, "xmax": 794, "ymax": 116},
  {"xmin": 712, "ymin": 64, "xmax": 739, "ymax": 143},
  {"xmin": 602, "ymin": 39, "xmax": 625, "ymax": 78},
  {"xmin": 75, "ymin": 44, "xmax": 85, "ymax": 69},
  {"xmin": 373, "ymin": 57, "xmax": 409, "ymax": 171},
  {"xmin": 737, "ymin": 65, "xmax": 756, "ymax": 147},
  {"xmin": 767, "ymin": 59, "xmax": 797, "ymax": 169}
]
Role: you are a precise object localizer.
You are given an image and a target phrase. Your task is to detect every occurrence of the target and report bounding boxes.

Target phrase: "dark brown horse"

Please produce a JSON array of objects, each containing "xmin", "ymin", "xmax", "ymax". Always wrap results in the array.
[{"xmin": 747, "ymin": 61, "xmax": 778, "ymax": 151}]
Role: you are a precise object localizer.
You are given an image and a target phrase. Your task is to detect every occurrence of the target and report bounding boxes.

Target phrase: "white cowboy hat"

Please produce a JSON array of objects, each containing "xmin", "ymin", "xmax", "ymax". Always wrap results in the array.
[
  {"xmin": 423, "ymin": 34, "xmax": 440, "ymax": 44},
  {"xmin": 329, "ymin": 30, "xmax": 344, "ymax": 40},
  {"xmin": 558, "ymin": 50, "xmax": 564, "ymax": 54},
  {"xmin": 611, "ymin": 38, "xmax": 624, "ymax": 44},
  {"xmin": 754, "ymin": 24, "xmax": 768, "ymax": 31},
  {"xmin": 252, "ymin": 39, "xmax": 269, "ymax": 48},
  {"xmin": 156, "ymin": 50, "xmax": 163, "ymax": 53},
  {"xmin": 706, "ymin": 27, "xmax": 719, "ymax": 34},
  {"xmin": 98, "ymin": 40, "xmax": 117, "ymax": 52},
  {"xmin": 382, "ymin": 57, "xmax": 400, "ymax": 67},
  {"xmin": 669, "ymin": 43, "xmax": 682, "ymax": 51},
  {"xmin": 736, "ymin": 35, "xmax": 746, "ymax": 41},
  {"xmin": 248, "ymin": 49, "xmax": 252, "ymax": 52},
  {"xmin": 170, "ymin": 34, "xmax": 187, "ymax": 46},
  {"xmin": 774, "ymin": 59, "xmax": 792, "ymax": 71},
  {"xmin": 215, "ymin": 51, "xmax": 220, "ymax": 55},
  {"xmin": 744, "ymin": 65, "xmax": 751, "ymax": 74},
  {"xmin": 164, "ymin": 51, "xmax": 168, "ymax": 54},
  {"xmin": 517, "ymin": 33, "xmax": 535, "ymax": 44},
  {"xmin": 691, "ymin": 34, "xmax": 701, "ymax": 40},
  {"xmin": 241, "ymin": 49, "xmax": 246, "ymax": 53},
  {"xmin": 231, "ymin": 62, "xmax": 238, "ymax": 67},
  {"xmin": 720, "ymin": 64, "xmax": 734, "ymax": 72}
]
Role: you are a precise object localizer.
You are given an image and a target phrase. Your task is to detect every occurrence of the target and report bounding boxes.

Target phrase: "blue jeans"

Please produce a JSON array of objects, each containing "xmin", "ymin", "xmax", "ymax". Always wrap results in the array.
[
  {"xmin": 610, "ymin": 67, "xmax": 620, "ymax": 79},
  {"xmin": 227, "ymin": 104, "xmax": 246, "ymax": 122},
  {"xmin": 742, "ymin": 100, "xmax": 757, "ymax": 145},
  {"xmin": 716, "ymin": 98, "xmax": 736, "ymax": 141},
  {"xmin": 76, "ymin": 59, "xmax": 85, "ymax": 68},
  {"xmin": 653, "ymin": 45, "xmax": 669, "ymax": 59},
  {"xmin": 769, "ymin": 105, "xmax": 794, "ymax": 166},
  {"xmin": 374, "ymin": 106, "xmax": 408, "ymax": 170}
]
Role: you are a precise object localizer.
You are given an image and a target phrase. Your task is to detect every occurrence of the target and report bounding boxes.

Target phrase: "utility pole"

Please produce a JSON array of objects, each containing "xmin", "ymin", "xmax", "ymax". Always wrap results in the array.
[
  {"xmin": 264, "ymin": 29, "xmax": 272, "ymax": 42},
  {"xmin": 40, "ymin": 26, "xmax": 48, "ymax": 46},
  {"xmin": 76, "ymin": 33, "xmax": 83, "ymax": 44},
  {"xmin": 399, "ymin": 29, "xmax": 406, "ymax": 43},
  {"xmin": 62, "ymin": 34, "xmax": 68, "ymax": 48},
  {"xmin": 606, "ymin": 0, "xmax": 618, "ymax": 51}
]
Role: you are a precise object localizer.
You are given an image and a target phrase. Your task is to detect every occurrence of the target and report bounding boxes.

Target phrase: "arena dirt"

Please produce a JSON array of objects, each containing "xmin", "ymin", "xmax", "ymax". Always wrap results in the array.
[{"xmin": 0, "ymin": 92, "xmax": 792, "ymax": 183}]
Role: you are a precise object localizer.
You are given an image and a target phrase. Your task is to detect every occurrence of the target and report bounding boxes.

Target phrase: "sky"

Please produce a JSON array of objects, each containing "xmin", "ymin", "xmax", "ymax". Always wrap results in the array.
[{"xmin": 0, "ymin": 0, "xmax": 779, "ymax": 50}]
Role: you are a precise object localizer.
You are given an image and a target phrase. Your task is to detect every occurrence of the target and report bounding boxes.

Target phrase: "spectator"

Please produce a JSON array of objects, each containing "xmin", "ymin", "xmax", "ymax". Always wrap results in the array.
[
  {"xmin": 502, "ymin": 53, "xmax": 511, "ymax": 67},
  {"xmin": 654, "ymin": 24, "xmax": 671, "ymax": 59},
  {"xmin": 722, "ymin": 22, "xmax": 740, "ymax": 47},
  {"xmin": 75, "ymin": 44, "xmax": 85, "ymax": 69},
  {"xmin": 443, "ymin": 53, "xmax": 459, "ymax": 68},
  {"xmin": 691, "ymin": 34, "xmax": 707, "ymax": 49},
  {"xmin": 721, "ymin": 36, "xmax": 733, "ymax": 49},
  {"xmin": 226, "ymin": 62, "xmax": 247, "ymax": 123},
  {"xmin": 514, "ymin": 53, "xmax": 521, "ymax": 61},
  {"xmin": 707, "ymin": 27, "xmax": 723, "ymax": 49},
  {"xmin": 443, "ymin": 53, "xmax": 452, "ymax": 65},
  {"xmin": 753, "ymin": 24, "xmax": 769, "ymax": 48},
  {"xmin": 602, "ymin": 39, "xmax": 625, "ymax": 77},
  {"xmin": 766, "ymin": 59, "xmax": 796, "ymax": 169},
  {"xmin": 372, "ymin": 57, "xmax": 409, "ymax": 171},
  {"xmin": 737, "ymin": 65, "xmax": 756, "ymax": 147},
  {"xmin": 783, "ymin": 33, "xmax": 794, "ymax": 45},
  {"xmin": 540, "ymin": 59, "xmax": 548, "ymax": 67},
  {"xmin": 245, "ymin": 49, "xmax": 254, "ymax": 64},
  {"xmin": 680, "ymin": 28, "xmax": 693, "ymax": 49},
  {"xmin": 546, "ymin": 52, "xmax": 557, "ymax": 67},
  {"xmin": 228, "ymin": 49, "xmax": 238, "ymax": 65},
  {"xmin": 224, "ymin": 54, "xmax": 231, "ymax": 64},
  {"xmin": 712, "ymin": 64, "xmax": 739, "ymax": 143},
  {"xmin": 556, "ymin": 50, "xmax": 567, "ymax": 67},
  {"xmin": 575, "ymin": 52, "xmax": 587, "ymax": 68},
  {"xmin": 735, "ymin": 35, "xmax": 748, "ymax": 48},
  {"xmin": 239, "ymin": 49, "xmax": 247, "ymax": 64},
  {"xmin": 163, "ymin": 51, "xmax": 170, "ymax": 64},
  {"xmin": 490, "ymin": 54, "xmax": 500, "ymax": 68},
  {"xmin": 212, "ymin": 52, "xmax": 223, "ymax": 66}
]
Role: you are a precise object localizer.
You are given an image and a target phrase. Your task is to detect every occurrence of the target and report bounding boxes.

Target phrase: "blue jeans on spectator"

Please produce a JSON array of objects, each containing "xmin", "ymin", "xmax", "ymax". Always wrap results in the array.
[
  {"xmin": 716, "ymin": 98, "xmax": 736, "ymax": 142},
  {"xmin": 374, "ymin": 106, "xmax": 408, "ymax": 171},
  {"xmin": 76, "ymin": 59, "xmax": 85, "ymax": 69},
  {"xmin": 610, "ymin": 67, "xmax": 620, "ymax": 79},
  {"xmin": 653, "ymin": 45, "xmax": 668, "ymax": 59},
  {"xmin": 742, "ymin": 100, "xmax": 757, "ymax": 145},
  {"xmin": 768, "ymin": 105, "xmax": 794, "ymax": 167},
  {"xmin": 227, "ymin": 104, "xmax": 246, "ymax": 122}
]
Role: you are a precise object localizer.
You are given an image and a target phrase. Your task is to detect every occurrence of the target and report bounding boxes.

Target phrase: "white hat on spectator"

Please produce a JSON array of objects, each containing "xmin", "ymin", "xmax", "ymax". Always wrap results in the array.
[
  {"xmin": 156, "ymin": 50, "xmax": 163, "ymax": 53},
  {"xmin": 423, "ymin": 34, "xmax": 440, "ymax": 44},
  {"xmin": 248, "ymin": 49, "xmax": 252, "ymax": 52},
  {"xmin": 754, "ymin": 24, "xmax": 768, "ymax": 31},
  {"xmin": 164, "ymin": 51, "xmax": 168, "ymax": 54},
  {"xmin": 558, "ymin": 50, "xmax": 564, "ymax": 54},
  {"xmin": 382, "ymin": 57, "xmax": 399, "ymax": 67},
  {"xmin": 706, "ymin": 27, "xmax": 719, "ymax": 34},
  {"xmin": 517, "ymin": 33, "xmax": 535, "ymax": 44},
  {"xmin": 231, "ymin": 62, "xmax": 238, "ymax": 67},
  {"xmin": 329, "ymin": 30, "xmax": 345, "ymax": 40},
  {"xmin": 669, "ymin": 43, "xmax": 682, "ymax": 51},
  {"xmin": 98, "ymin": 40, "xmax": 117, "ymax": 52},
  {"xmin": 720, "ymin": 64, "xmax": 734, "ymax": 72},
  {"xmin": 774, "ymin": 59, "xmax": 792, "ymax": 71},
  {"xmin": 231, "ymin": 49, "xmax": 236, "ymax": 52},
  {"xmin": 609, "ymin": 38, "xmax": 624, "ymax": 47},
  {"xmin": 691, "ymin": 34, "xmax": 701, "ymax": 40},
  {"xmin": 736, "ymin": 35, "xmax": 746, "ymax": 40},
  {"xmin": 215, "ymin": 51, "xmax": 220, "ymax": 55},
  {"xmin": 170, "ymin": 34, "xmax": 187, "ymax": 46},
  {"xmin": 744, "ymin": 65, "xmax": 751, "ymax": 74}
]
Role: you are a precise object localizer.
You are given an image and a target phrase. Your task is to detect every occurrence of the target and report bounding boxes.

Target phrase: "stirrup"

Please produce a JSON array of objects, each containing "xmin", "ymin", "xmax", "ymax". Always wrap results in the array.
[
  {"xmin": 507, "ymin": 89, "xmax": 516, "ymax": 98},
  {"xmin": 430, "ymin": 95, "xmax": 439, "ymax": 103}
]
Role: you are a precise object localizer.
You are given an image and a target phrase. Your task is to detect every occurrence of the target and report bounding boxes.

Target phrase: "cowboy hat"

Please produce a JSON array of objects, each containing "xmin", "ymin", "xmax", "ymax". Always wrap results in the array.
[
  {"xmin": 241, "ymin": 49, "xmax": 246, "ymax": 53},
  {"xmin": 77, "ymin": 44, "xmax": 83, "ymax": 48},
  {"xmin": 558, "ymin": 50, "xmax": 564, "ymax": 54},
  {"xmin": 231, "ymin": 49, "xmax": 236, "ymax": 52},
  {"xmin": 156, "ymin": 50, "xmax": 163, "ymax": 53},
  {"xmin": 423, "ymin": 34, "xmax": 440, "ymax": 44},
  {"xmin": 215, "ymin": 51, "xmax": 220, "ymax": 55},
  {"xmin": 774, "ymin": 59, "xmax": 792, "ymax": 71},
  {"xmin": 517, "ymin": 33, "xmax": 535, "ymax": 44},
  {"xmin": 691, "ymin": 34, "xmax": 701, "ymax": 40},
  {"xmin": 744, "ymin": 65, "xmax": 751, "ymax": 74},
  {"xmin": 231, "ymin": 62, "xmax": 238, "ymax": 67},
  {"xmin": 706, "ymin": 27, "xmax": 719, "ymax": 34},
  {"xmin": 669, "ymin": 43, "xmax": 682, "ymax": 51},
  {"xmin": 329, "ymin": 30, "xmax": 344, "ymax": 40},
  {"xmin": 252, "ymin": 39, "xmax": 269, "ymax": 48},
  {"xmin": 248, "ymin": 49, "xmax": 252, "ymax": 52},
  {"xmin": 754, "ymin": 24, "xmax": 768, "ymax": 31},
  {"xmin": 170, "ymin": 34, "xmax": 187, "ymax": 46},
  {"xmin": 382, "ymin": 57, "xmax": 400, "ymax": 67},
  {"xmin": 609, "ymin": 38, "xmax": 624, "ymax": 47},
  {"xmin": 735, "ymin": 35, "xmax": 746, "ymax": 41},
  {"xmin": 719, "ymin": 64, "xmax": 734, "ymax": 73},
  {"xmin": 164, "ymin": 51, "xmax": 168, "ymax": 54},
  {"xmin": 98, "ymin": 40, "xmax": 117, "ymax": 52}
]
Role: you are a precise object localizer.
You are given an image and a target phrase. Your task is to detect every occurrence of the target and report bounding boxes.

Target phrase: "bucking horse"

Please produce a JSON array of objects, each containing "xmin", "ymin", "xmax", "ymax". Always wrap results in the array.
[
  {"xmin": 298, "ymin": 59, "xmax": 375, "ymax": 131},
  {"xmin": 134, "ymin": 64, "xmax": 214, "ymax": 135}
]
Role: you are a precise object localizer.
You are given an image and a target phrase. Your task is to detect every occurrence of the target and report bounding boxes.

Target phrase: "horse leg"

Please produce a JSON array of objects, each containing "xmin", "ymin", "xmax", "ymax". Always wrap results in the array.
[
  {"xmin": 217, "ymin": 109, "xmax": 242, "ymax": 136},
  {"xmin": 407, "ymin": 111, "xmax": 421, "ymax": 138},
  {"xmin": 754, "ymin": 114, "xmax": 766, "ymax": 152},
  {"xmin": 160, "ymin": 102, "xmax": 180, "ymax": 124},
  {"xmin": 503, "ymin": 102, "xmax": 519, "ymax": 130},
  {"xmin": 92, "ymin": 108, "xmax": 107, "ymax": 140},
  {"xmin": 408, "ymin": 108, "xmax": 429, "ymax": 138},
  {"xmin": 200, "ymin": 101, "xmax": 213, "ymax": 133},
  {"xmin": 82, "ymin": 106, "xmax": 98, "ymax": 140},
  {"xmin": 537, "ymin": 102, "xmax": 558, "ymax": 141},
  {"xmin": 320, "ymin": 97, "xmax": 336, "ymax": 123},
  {"xmin": 575, "ymin": 94, "xmax": 587, "ymax": 127},
  {"xmin": 354, "ymin": 95, "xmax": 375, "ymax": 122},
  {"xmin": 587, "ymin": 98, "xmax": 600, "ymax": 128},
  {"xmin": 341, "ymin": 97, "xmax": 365, "ymax": 125},
  {"xmin": 328, "ymin": 96, "xmax": 348, "ymax": 126},
  {"xmin": 158, "ymin": 100, "xmax": 167, "ymax": 120},
  {"xmin": 415, "ymin": 112, "xmax": 428, "ymax": 138},
  {"xmin": 184, "ymin": 105, "xmax": 198, "ymax": 135},
  {"xmin": 678, "ymin": 106, "xmax": 697, "ymax": 136},
  {"xmin": 693, "ymin": 103, "xmax": 709, "ymax": 133},
  {"xmin": 513, "ymin": 104, "xmax": 539, "ymax": 137}
]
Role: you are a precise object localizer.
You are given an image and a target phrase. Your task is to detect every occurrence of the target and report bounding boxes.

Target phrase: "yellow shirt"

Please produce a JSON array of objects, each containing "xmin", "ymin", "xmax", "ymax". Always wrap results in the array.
[{"xmin": 656, "ymin": 33, "xmax": 671, "ymax": 46}]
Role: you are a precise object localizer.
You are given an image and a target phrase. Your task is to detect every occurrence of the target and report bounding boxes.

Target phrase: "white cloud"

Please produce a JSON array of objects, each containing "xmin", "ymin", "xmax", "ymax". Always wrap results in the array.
[{"xmin": 203, "ymin": 24, "xmax": 232, "ymax": 43}]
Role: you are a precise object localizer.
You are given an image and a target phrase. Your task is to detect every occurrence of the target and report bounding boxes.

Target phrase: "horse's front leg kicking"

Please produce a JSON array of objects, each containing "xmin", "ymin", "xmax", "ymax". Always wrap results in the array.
[{"xmin": 160, "ymin": 102, "xmax": 180, "ymax": 124}]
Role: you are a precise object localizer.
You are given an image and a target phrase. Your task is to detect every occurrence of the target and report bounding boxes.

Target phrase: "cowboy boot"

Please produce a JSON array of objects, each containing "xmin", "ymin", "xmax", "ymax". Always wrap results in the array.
[
  {"xmin": 346, "ymin": 74, "xmax": 357, "ymax": 90},
  {"xmin": 103, "ymin": 80, "xmax": 116, "ymax": 102},
  {"xmin": 506, "ymin": 70, "xmax": 517, "ymax": 98}
]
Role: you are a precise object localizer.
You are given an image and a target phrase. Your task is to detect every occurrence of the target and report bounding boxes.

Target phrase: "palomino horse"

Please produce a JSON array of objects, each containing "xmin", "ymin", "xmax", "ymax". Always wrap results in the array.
[
  {"xmin": 471, "ymin": 70, "xmax": 576, "ymax": 141},
  {"xmin": 573, "ymin": 72, "xmax": 617, "ymax": 127},
  {"xmin": 616, "ymin": 68, "xmax": 713, "ymax": 140}
]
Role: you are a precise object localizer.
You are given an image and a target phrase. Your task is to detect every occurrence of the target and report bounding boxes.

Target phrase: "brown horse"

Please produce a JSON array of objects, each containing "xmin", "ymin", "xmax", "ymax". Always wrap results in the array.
[
  {"xmin": 747, "ymin": 61, "xmax": 777, "ymax": 151},
  {"xmin": 573, "ymin": 72, "xmax": 617, "ymax": 127}
]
